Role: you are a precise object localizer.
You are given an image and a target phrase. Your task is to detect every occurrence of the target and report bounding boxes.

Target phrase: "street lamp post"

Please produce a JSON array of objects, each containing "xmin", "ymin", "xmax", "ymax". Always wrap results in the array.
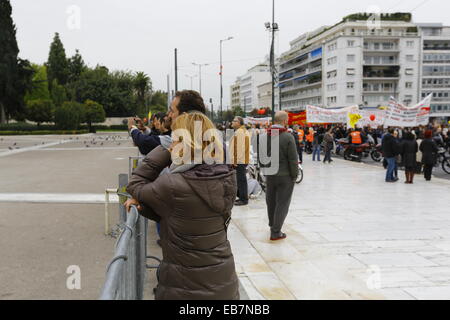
[
  {"xmin": 265, "ymin": 0, "xmax": 279, "ymax": 122},
  {"xmin": 220, "ymin": 36, "xmax": 234, "ymax": 122},
  {"xmin": 192, "ymin": 62, "xmax": 209, "ymax": 96},
  {"xmin": 185, "ymin": 74, "xmax": 197, "ymax": 90}
]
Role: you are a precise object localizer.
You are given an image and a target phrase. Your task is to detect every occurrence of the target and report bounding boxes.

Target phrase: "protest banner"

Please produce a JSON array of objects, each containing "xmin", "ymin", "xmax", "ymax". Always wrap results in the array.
[
  {"xmin": 355, "ymin": 110, "xmax": 386, "ymax": 128},
  {"xmin": 384, "ymin": 94, "xmax": 432, "ymax": 127},
  {"xmin": 306, "ymin": 105, "xmax": 359, "ymax": 124},
  {"xmin": 244, "ymin": 117, "xmax": 272, "ymax": 125},
  {"xmin": 287, "ymin": 111, "xmax": 307, "ymax": 126}
]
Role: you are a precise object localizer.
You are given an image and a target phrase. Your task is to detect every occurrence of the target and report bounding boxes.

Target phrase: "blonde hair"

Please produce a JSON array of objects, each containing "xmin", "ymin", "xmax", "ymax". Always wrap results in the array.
[{"xmin": 171, "ymin": 112, "xmax": 224, "ymax": 164}]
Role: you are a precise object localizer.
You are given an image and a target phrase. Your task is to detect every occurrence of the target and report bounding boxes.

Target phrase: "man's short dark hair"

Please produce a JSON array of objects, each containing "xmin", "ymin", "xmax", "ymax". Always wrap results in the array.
[
  {"xmin": 154, "ymin": 112, "xmax": 167, "ymax": 122},
  {"xmin": 235, "ymin": 116, "xmax": 244, "ymax": 126},
  {"xmin": 175, "ymin": 90, "xmax": 206, "ymax": 114}
]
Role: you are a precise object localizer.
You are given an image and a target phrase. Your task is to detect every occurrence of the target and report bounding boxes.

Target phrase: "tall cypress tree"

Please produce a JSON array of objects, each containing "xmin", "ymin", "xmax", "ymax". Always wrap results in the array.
[
  {"xmin": 68, "ymin": 49, "xmax": 86, "ymax": 83},
  {"xmin": 46, "ymin": 32, "xmax": 69, "ymax": 91},
  {"xmin": 0, "ymin": 0, "xmax": 33, "ymax": 123}
]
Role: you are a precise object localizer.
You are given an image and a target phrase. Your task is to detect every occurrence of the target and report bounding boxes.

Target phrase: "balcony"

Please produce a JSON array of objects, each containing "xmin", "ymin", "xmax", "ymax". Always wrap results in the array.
[
  {"xmin": 422, "ymin": 84, "xmax": 450, "ymax": 89},
  {"xmin": 424, "ymin": 47, "xmax": 450, "ymax": 51},
  {"xmin": 282, "ymin": 90, "xmax": 322, "ymax": 102},
  {"xmin": 364, "ymin": 44, "xmax": 399, "ymax": 52},
  {"xmin": 281, "ymin": 79, "xmax": 322, "ymax": 93},
  {"xmin": 422, "ymin": 72, "xmax": 450, "ymax": 77},
  {"xmin": 363, "ymin": 58, "xmax": 399, "ymax": 66},
  {"xmin": 427, "ymin": 97, "xmax": 450, "ymax": 102},
  {"xmin": 363, "ymin": 66, "xmax": 400, "ymax": 79},
  {"xmin": 363, "ymin": 86, "xmax": 397, "ymax": 93},
  {"xmin": 424, "ymin": 60, "xmax": 450, "ymax": 64},
  {"xmin": 280, "ymin": 55, "xmax": 309, "ymax": 72}
]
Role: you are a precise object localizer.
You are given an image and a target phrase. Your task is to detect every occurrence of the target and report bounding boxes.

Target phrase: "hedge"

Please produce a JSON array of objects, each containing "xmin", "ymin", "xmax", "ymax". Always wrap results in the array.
[
  {"xmin": 0, "ymin": 130, "xmax": 89, "ymax": 136},
  {"xmin": 0, "ymin": 122, "xmax": 128, "ymax": 132}
]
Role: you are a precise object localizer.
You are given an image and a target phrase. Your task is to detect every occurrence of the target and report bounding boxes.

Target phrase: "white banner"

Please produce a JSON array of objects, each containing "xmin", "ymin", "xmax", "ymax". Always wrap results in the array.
[
  {"xmin": 306, "ymin": 105, "xmax": 359, "ymax": 124},
  {"xmin": 244, "ymin": 117, "xmax": 272, "ymax": 125},
  {"xmin": 356, "ymin": 110, "xmax": 386, "ymax": 128},
  {"xmin": 384, "ymin": 94, "xmax": 432, "ymax": 127}
]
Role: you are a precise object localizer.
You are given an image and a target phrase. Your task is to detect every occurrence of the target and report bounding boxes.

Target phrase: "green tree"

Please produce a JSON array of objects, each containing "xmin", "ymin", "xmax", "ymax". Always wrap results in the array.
[
  {"xmin": 68, "ymin": 66, "xmax": 138, "ymax": 117},
  {"xmin": 68, "ymin": 49, "xmax": 86, "ymax": 83},
  {"xmin": 0, "ymin": 0, "xmax": 34, "ymax": 123},
  {"xmin": 25, "ymin": 64, "xmax": 50, "ymax": 102},
  {"xmin": 149, "ymin": 90, "xmax": 168, "ymax": 114},
  {"xmin": 26, "ymin": 99, "xmax": 54, "ymax": 126},
  {"xmin": 223, "ymin": 110, "xmax": 235, "ymax": 122},
  {"xmin": 50, "ymin": 79, "xmax": 67, "ymax": 107},
  {"xmin": 54, "ymin": 101, "xmax": 83, "ymax": 130},
  {"xmin": 83, "ymin": 99, "xmax": 105, "ymax": 133},
  {"xmin": 46, "ymin": 32, "xmax": 69, "ymax": 90},
  {"xmin": 134, "ymin": 72, "xmax": 152, "ymax": 117},
  {"xmin": 232, "ymin": 105, "xmax": 245, "ymax": 117},
  {"xmin": 249, "ymin": 108, "xmax": 259, "ymax": 117}
]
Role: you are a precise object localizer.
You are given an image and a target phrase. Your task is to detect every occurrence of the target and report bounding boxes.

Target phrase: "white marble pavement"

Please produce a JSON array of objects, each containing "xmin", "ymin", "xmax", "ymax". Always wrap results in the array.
[{"xmin": 229, "ymin": 156, "xmax": 450, "ymax": 300}]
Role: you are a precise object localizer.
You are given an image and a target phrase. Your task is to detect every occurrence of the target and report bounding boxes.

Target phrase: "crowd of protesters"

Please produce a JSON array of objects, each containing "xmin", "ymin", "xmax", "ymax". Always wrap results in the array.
[
  {"xmin": 124, "ymin": 89, "xmax": 448, "ymax": 299},
  {"xmin": 222, "ymin": 121, "xmax": 449, "ymax": 183}
]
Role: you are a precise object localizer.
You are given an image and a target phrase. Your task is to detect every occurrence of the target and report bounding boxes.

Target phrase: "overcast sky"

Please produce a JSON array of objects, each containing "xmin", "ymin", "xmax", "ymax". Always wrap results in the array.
[{"xmin": 10, "ymin": 0, "xmax": 449, "ymax": 111}]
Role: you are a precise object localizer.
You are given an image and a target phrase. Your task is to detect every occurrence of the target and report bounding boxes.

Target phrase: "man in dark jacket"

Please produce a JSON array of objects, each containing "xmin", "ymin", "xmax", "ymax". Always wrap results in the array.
[
  {"xmin": 382, "ymin": 128, "xmax": 399, "ymax": 182},
  {"xmin": 128, "ymin": 113, "xmax": 172, "ymax": 156},
  {"xmin": 260, "ymin": 111, "xmax": 299, "ymax": 241},
  {"xmin": 420, "ymin": 130, "xmax": 439, "ymax": 181}
]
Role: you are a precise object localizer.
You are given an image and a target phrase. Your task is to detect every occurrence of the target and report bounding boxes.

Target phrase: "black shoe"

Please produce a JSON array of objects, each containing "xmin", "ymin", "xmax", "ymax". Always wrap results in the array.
[
  {"xmin": 234, "ymin": 200, "xmax": 248, "ymax": 206},
  {"xmin": 270, "ymin": 232, "xmax": 287, "ymax": 241}
]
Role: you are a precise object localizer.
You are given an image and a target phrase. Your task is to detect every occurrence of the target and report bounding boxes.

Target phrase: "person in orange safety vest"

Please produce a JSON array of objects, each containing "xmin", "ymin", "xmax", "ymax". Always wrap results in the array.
[{"xmin": 348, "ymin": 128, "xmax": 365, "ymax": 145}]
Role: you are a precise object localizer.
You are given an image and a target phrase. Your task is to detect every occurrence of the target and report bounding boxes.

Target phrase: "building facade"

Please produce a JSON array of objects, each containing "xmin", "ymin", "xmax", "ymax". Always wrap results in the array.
[
  {"xmin": 279, "ymin": 13, "xmax": 425, "ymax": 111},
  {"xmin": 231, "ymin": 63, "xmax": 271, "ymax": 112},
  {"xmin": 230, "ymin": 78, "xmax": 241, "ymax": 109},
  {"xmin": 257, "ymin": 81, "xmax": 280, "ymax": 111},
  {"xmin": 418, "ymin": 23, "xmax": 450, "ymax": 121}
]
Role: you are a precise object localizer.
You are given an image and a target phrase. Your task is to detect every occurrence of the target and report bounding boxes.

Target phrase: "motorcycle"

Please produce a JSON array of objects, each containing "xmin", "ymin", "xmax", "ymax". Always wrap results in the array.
[
  {"xmin": 343, "ymin": 142, "xmax": 371, "ymax": 162},
  {"xmin": 370, "ymin": 144, "xmax": 383, "ymax": 162}
]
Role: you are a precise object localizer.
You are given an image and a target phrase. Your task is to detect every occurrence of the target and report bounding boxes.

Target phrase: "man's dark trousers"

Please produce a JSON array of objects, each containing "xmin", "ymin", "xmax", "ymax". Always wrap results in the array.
[
  {"xmin": 266, "ymin": 175, "xmax": 295, "ymax": 237},
  {"xmin": 236, "ymin": 164, "xmax": 248, "ymax": 203}
]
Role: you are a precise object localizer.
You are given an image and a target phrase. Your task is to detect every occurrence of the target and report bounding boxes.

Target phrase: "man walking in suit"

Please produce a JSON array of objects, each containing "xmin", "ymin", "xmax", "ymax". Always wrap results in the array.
[{"xmin": 260, "ymin": 111, "xmax": 299, "ymax": 241}]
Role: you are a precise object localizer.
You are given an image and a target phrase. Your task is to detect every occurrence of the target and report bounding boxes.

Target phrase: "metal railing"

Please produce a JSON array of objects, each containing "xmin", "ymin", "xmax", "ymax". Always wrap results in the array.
[
  {"xmin": 100, "ymin": 156, "xmax": 161, "ymax": 300},
  {"xmin": 100, "ymin": 205, "xmax": 147, "ymax": 300}
]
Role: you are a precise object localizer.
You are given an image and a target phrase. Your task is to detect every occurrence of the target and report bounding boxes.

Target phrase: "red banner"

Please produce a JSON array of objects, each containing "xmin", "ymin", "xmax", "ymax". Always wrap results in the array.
[{"xmin": 288, "ymin": 111, "xmax": 307, "ymax": 126}]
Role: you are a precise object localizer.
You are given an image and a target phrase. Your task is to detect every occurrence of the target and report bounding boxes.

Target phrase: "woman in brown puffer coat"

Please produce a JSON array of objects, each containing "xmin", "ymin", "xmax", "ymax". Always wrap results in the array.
[{"xmin": 126, "ymin": 112, "xmax": 239, "ymax": 300}]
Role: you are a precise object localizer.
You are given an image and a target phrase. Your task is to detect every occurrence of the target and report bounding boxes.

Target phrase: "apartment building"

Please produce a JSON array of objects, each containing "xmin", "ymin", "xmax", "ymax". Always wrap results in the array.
[
  {"xmin": 418, "ymin": 23, "xmax": 450, "ymax": 121},
  {"xmin": 279, "ymin": 13, "xmax": 422, "ymax": 111},
  {"xmin": 257, "ymin": 81, "xmax": 280, "ymax": 111},
  {"xmin": 230, "ymin": 63, "xmax": 271, "ymax": 111},
  {"xmin": 230, "ymin": 78, "xmax": 241, "ymax": 109}
]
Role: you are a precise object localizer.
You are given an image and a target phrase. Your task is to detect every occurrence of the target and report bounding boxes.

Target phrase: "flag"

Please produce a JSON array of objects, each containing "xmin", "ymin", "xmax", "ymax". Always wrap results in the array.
[{"xmin": 348, "ymin": 113, "xmax": 362, "ymax": 129}]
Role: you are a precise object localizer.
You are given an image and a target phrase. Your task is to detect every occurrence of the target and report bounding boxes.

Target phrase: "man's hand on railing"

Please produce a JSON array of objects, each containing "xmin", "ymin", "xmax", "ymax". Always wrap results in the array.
[{"xmin": 124, "ymin": 198, "xmax": 142, "ymax": 213}]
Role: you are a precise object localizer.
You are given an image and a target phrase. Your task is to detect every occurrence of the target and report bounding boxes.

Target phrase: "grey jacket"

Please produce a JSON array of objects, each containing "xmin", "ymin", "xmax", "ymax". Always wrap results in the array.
[{"xmin": 259, "ymin": 126, "xmax": 299, "ymax": 180}]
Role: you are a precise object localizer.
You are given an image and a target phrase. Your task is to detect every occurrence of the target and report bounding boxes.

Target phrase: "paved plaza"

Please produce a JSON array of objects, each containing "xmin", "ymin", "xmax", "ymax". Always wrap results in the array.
[
  {"xmin": 1, "ymin": 133, "xmax": 450, "ymax": 300},
  {"xmin": 0, "ymin": 133, "xmax": 133, "ymax": 299},
  {"xmin": 231, "ymin": 155, "xmax": 450, "ymax": 300}
]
